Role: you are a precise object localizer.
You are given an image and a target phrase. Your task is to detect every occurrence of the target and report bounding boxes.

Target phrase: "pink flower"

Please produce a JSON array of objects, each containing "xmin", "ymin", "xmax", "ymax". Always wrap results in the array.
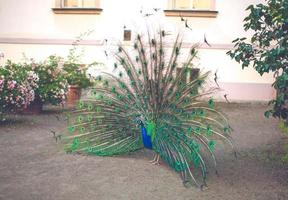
[
  {"xmin": 0, "ymin": 79, "xmax": 4, "ymax": 91},
  {"xmin": 7, "ymin": 80, "xmax": 16, "ymax": 90}
]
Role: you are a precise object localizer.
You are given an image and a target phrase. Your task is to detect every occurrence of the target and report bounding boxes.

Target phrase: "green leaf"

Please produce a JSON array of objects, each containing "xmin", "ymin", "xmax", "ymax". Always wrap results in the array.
[{"xmin": 264, "ymin": 111, "xmax": 270, "ymax": 118}]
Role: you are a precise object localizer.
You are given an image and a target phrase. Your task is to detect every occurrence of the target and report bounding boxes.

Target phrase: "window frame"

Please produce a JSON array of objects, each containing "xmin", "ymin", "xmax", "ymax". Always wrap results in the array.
[
  {"xmin": 61, "ymin": 0, "xmax": 99, "ymax": 8},
  {"xmin": 165, "ymin": 0, "xmax": 218, "ymax": 18},
  {"xmin": 52, "ymin": 0, "xmax": 102, "ymax": 14}
]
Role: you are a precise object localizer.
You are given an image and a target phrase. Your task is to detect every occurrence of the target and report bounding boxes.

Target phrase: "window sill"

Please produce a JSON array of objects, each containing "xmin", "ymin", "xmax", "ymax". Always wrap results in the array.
[
  {"xmin": 52, "ymin": 8, "xmax": 103, "ymax": 15},
  {"xmin": 164, "ymin": 10, "xmax": 218, "ymax": 18}
]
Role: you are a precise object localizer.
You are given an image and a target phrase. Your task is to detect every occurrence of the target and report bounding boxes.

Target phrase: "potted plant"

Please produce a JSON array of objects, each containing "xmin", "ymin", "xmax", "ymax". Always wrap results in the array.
[
  {"xmin": 0, "ymin": 61, "xmax": 38, "ymax": 118},
  {"xmin": 62, "ymin": 62, "xmax": 92, "ymax": 105}
]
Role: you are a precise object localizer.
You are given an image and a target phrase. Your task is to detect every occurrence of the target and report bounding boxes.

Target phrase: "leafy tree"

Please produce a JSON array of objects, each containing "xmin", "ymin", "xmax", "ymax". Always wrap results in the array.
[{"xmin": 227, "ymin": 0, "xmax": 288, "ymax": 124}]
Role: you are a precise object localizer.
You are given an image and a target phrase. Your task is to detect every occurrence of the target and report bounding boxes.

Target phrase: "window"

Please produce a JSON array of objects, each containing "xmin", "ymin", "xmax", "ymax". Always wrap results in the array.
[
  {"xmin": 62, "ymin": 0, "xmax": 100, "ymax": 8},
  {"xmin": 53, "ymin": 0, "xmax": 102, "ymax": 14},
  {"xmin": 171, "ymin": 0, "xmax": 214, "ymax": 10},
  {"xmin": 165, "ymin": 0, "xmax": 217, "ymax": 18}
]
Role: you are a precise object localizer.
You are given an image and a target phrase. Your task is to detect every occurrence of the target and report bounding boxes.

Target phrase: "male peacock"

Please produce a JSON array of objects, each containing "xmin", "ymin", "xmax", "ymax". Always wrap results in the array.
[{"xmin": 61, "ymin": 30, "xmax": 234, "ymax": 188}]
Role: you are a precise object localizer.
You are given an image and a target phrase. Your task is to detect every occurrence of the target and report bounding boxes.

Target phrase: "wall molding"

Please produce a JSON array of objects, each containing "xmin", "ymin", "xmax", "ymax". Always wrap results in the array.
[
  {"xmin": 52, "ymin": 8, "xmax": 103, "ymax": 15},
  {"xmin": 164, "ymin": 10, "xmax": 218, "ymax": 18},
  {"xmin": 0, "ymin": 37, "xmax": 234, "ymax": 50},
  {"xmin": 0, "ymin": 37, "xmax": 103, "ymax": 46}
]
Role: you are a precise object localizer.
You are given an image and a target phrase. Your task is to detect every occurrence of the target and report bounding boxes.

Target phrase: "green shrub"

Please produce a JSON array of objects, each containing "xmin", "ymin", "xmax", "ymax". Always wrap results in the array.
[
  {"xmin": 227, "ymin": 0, "xmax": 288, "ymax": 124},
  {"xmin": 62, "ymin": 62, "xmax": 92, "ymax": 88}
]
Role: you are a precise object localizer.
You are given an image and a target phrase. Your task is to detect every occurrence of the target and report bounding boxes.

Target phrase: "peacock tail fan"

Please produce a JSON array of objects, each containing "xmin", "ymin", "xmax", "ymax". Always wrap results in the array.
[{"xmin": 60, "ymin": 29, "xmax": 234, "ymax": 187}]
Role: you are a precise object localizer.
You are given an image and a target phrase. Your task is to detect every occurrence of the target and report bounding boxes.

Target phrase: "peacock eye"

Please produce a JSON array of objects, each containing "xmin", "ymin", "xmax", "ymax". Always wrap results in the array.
[
  {"xmin": 87, "ymin": 115, "xmax": 93, "ymax": 121},
  {"xmin": 117, "ymin": 94, "xmax": 123, "ymax": 100},
  {"xmin": 96, "ymin": 94, "xmax": 104, "ymax": 100},
  {"xmin": 79, "ymin": 126, "xmax": 86, "ymax": 133},
  {"xmin": 135, "ymin": 56, "xmax": 139, "ymax": 62},
  {"xmin": 195, "ymin": 127, "xmax": 201, "ymax": 134},
  {"xmin": 106, "ymin": 99, "xmax": 112, "ymax": 106},
  {"xmin": 68, "ymin": 126, "xmax": 75, "ymax": 133},
  {"xmin": 208, "ymin": 140, "xmax": 216, "ymax": 151},
  {"xmin": 77, "ymin": 115, "xmax": 84, "ymax": 123},
  {"xmin": 104, "ymin": 80, "xmax": 109, "ymax": 86},
  {"xmin": 120, "ymin": 58, "xmax": 125, "ymax": 65},
  {"xmin": 97, "ymin": 75, "xmax": 102, "ymax": 81},
  {"xmin": 208, "ymin": 98, "xmax": 215, "ymax": 108},
  {"xmin": 224, "ymin": 127, "xmax": 230, "ymax": 134},
  {"xmin": 111, "ymin": 86, "xmax": 116, "ymax": 93},
  {"xmin": 77, "ymin": 101, "xmax": 85, "ymax": 109},
  {"xmin": 87, "ymin": 104, "xmax": 93, "ymax": 111},
  {"xmin": 119, "ymin": 82, "xmax": 125, "ymax": 89},
  {"xmin": 206, "ymin": 125, "xmax": 213, "ymax": 135},
  {"xmin": 119, "ymin": 72, "xmax": 123, "ymax": 77},
  {"xmin": 92, "ymin": 90, "xmax": 97, "ymax": 96}
]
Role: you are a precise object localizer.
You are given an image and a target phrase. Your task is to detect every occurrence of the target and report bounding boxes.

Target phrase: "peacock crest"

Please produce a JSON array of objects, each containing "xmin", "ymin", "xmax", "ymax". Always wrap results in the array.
[{"xmin": 61, "ymin": 29, "xmax": 234, "ymax": 188}]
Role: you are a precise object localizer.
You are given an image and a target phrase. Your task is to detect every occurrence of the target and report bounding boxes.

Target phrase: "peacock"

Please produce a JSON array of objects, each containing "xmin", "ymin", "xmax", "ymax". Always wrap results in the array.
[{"xmin": 60, "ymin": 30, "xmax": 234, "ymax": 188}]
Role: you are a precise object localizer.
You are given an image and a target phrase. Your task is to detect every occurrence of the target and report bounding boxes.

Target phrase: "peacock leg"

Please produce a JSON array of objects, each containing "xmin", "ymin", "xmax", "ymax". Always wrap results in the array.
[
  {"xmin": 149, "ymin": 153, "xmax": 157, "ymax": 163},
  {"xmin": 151, "ymin": 154, "xmax": 160, "ymax": 165}
]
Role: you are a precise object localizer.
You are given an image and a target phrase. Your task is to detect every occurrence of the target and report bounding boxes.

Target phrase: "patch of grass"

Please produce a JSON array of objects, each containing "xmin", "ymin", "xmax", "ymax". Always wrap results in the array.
[
  {"xmin": 279, "ymin": 121, "xmax": 288, "ymax": 135},
  {"xmin": 281, "ymin": 144, "xmax": 288, "ymax": 163},
  {"xmin": 279, "ymin": 121, "xmax": 288, "ymax": 163}
]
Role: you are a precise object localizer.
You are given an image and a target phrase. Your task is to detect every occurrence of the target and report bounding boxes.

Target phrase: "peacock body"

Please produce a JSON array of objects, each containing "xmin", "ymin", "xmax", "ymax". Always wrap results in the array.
[{"xmin": 62, "ymin": 30, "xmax": 234, "ymax": 187}]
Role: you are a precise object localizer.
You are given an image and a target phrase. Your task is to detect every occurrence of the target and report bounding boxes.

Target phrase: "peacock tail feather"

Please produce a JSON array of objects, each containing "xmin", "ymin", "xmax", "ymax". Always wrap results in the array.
[{"xmin": 61, "ymin": 30, "xmax": 234, "ymax": 187}]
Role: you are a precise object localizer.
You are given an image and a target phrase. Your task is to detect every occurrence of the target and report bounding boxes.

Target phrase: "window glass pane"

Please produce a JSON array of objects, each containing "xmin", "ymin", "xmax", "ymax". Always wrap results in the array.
[
  {"xmin": 83, "ymin": 0, "xmax": 98, "ymax": 8},
  {"xmin": 64, "ymin": 0, "xmax": 79, "ymax": 7},
  {"xmin": 174, "ymin": 0, "xmax": 192, "ymax": 9},
  {"xmin": 193, "ymin": 0, "xmax": 212, "ymax": 9},
  {"xmin": 171, "ymin": 0, "xmax": 213, "ymax": 10}
]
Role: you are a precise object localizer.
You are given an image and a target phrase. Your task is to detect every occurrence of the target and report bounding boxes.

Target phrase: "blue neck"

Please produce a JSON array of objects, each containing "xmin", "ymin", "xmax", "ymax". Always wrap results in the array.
[{"xmin": 141, "ymin": 124, "xmax": 153, "ymax": 149}]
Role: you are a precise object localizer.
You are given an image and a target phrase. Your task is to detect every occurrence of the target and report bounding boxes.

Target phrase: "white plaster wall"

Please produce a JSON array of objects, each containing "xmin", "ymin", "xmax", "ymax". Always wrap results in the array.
[
  {"xmin": 0, "ymin": 0, "xmax": 274, "ymax": 101},
  {"xmin": 0, "ymin": 0, "xmax": 265, "ymax": 41}
]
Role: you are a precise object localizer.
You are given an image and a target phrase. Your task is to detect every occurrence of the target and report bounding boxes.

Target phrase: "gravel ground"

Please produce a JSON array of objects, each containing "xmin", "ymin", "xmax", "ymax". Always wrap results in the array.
[{"xmin": 0, "ymin": 103, "xmax": 288, "ymax": 200}]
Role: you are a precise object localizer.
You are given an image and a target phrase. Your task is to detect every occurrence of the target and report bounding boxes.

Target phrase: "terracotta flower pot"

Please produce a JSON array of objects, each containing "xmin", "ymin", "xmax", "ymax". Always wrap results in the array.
[
  {"xmin": 21, "ymin": 98, "xmax": 43, "ymax": 115},
  {"xmin": 66, "ymin": 85, "xmax": 82, "ymax": 105}
]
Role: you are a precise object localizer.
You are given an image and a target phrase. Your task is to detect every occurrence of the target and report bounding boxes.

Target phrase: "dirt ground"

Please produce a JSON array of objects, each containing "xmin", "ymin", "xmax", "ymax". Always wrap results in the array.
[{"xmin": 0, "ymin": 103, "xmax": 288, "ymax": 200}]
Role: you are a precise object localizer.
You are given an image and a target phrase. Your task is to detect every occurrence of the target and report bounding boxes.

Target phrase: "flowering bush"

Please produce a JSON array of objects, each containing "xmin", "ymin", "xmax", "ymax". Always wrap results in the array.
[
  {"xmin": 0, "ymin": 61, "xmax": 38, "ymax": 118},
  {"xmin": 25, "ymin": 55, "xmax": 68, "ymax": 105}
]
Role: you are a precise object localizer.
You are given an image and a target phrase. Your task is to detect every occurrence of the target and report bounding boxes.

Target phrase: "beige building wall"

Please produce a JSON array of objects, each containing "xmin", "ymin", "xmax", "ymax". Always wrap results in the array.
[{"xmin": 0, "ymin": 0, "xmax": 275, "ymax": 102}]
